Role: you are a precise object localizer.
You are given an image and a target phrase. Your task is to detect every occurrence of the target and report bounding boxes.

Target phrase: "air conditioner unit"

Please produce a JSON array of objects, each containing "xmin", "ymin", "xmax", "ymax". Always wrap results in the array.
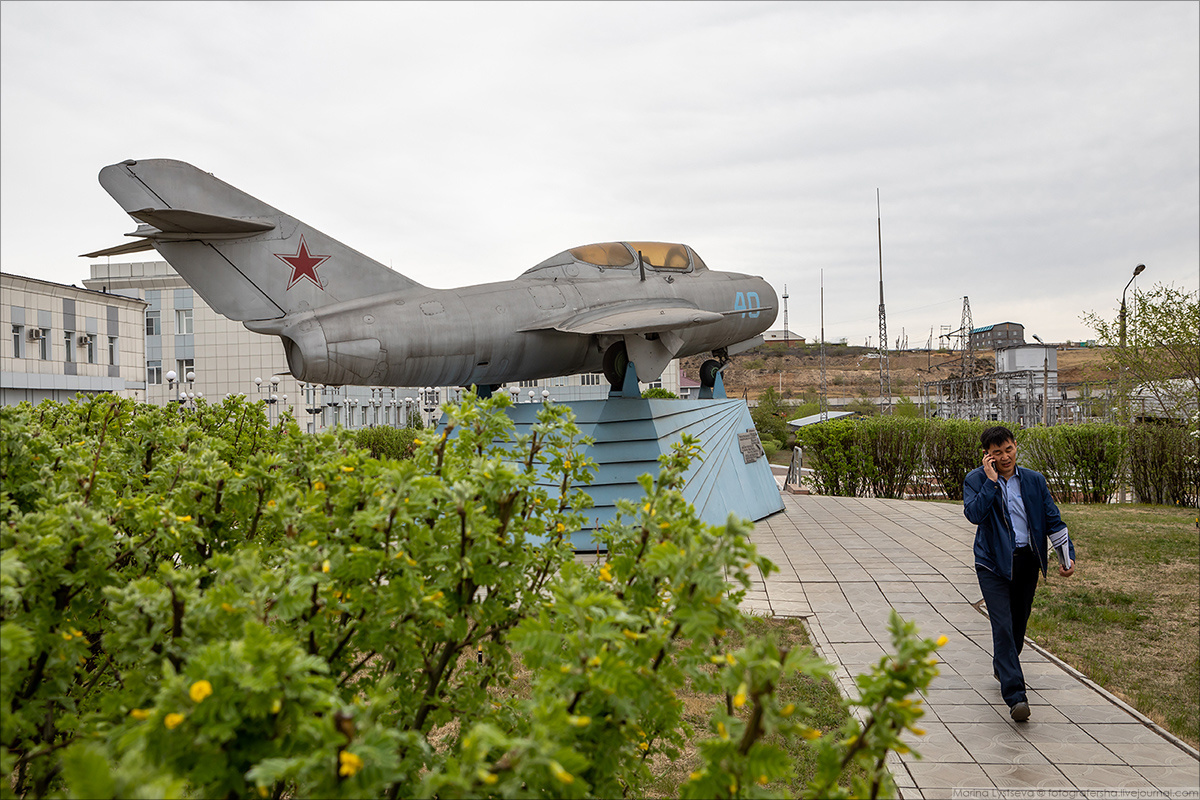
[
  {"xmin": 77, "ymin": 335, "xmax": 91, "ymax": 346},
  {"xmin": 26, "ymin": 328, "xmax": 43, "ymax": 341}
]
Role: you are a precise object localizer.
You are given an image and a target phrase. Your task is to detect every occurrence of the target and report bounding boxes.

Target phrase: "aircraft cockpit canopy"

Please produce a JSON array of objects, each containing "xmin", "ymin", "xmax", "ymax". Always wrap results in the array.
[{"xmin": 525, "ymin": 242, "xmax": 709, "ymax": 275}]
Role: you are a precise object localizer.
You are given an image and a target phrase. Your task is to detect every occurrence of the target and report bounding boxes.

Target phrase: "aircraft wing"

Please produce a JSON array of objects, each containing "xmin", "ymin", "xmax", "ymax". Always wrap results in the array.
[{"xmin": 524, "ymin": 303, "xmax": 723, "ymax": 336}]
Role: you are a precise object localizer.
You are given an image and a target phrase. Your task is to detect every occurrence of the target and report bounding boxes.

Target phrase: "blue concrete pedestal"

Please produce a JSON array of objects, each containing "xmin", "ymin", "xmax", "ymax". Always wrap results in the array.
[{"xmin": 497, "ymin": 397, "xmax": 785, "ymax": 550}]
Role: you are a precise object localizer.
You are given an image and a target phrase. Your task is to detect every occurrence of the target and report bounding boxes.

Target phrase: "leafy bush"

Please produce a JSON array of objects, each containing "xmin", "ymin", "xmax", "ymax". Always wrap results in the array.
[
  {"xmin": 793, "ymin": 420, "xmax": 870, "ymax": 498},
  {"xmin": 1059, "ymin": 423, "xmax": 1126, "ymax": 504},
  {"xmin": 1129, "ymin": 423, "xmax": 1199, "ymax": 506},
  {"xmin": 642, "ymin": 388, "xmax": 680, "ymax": 399},
  {"xmin": 1020, "ymin": 424, "xmax": 1126, "ymax": 503},
  {"xmin": 1, "ymin": 394, "xmax": 942, "ymax": 799},
  {"xmin": 860, "ymin": 417, "xmax": 930, "ymax": 500},
  {"xmin": 353, "ymin": 425, "xmax": 418, "ymax": 460},
  {"xmin": 751, "ymin": 388, "xmax": 790, "ymax": 447},
  {"xmin": 925, "ymin": 420, "xmax": 993, "ymax": 501}
]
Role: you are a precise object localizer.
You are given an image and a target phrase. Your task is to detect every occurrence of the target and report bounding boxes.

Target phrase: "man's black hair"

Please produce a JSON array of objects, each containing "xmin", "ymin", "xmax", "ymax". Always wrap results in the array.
[{"xmin": 981, "ymin": 425, "xmax": 1016, "ymax": 450}]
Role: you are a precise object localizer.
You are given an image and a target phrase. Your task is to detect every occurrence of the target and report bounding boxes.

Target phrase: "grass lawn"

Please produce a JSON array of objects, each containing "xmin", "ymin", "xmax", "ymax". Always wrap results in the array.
[{"xmin": 1026, "ymin": 503, "xmax": 1199, "ymax": 747}]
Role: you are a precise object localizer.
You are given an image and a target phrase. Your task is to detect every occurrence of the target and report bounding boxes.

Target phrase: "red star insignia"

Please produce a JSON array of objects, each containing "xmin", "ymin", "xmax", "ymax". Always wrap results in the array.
[{"xmin": 274, "ymin": 234, "xmax": 330, "ymax": 290}]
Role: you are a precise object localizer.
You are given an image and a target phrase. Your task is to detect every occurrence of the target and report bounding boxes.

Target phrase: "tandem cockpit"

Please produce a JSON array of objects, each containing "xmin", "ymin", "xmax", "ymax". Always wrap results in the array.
[{"xmin": 523, "ymin": 241, "xmax": 710, "ymax": 276}]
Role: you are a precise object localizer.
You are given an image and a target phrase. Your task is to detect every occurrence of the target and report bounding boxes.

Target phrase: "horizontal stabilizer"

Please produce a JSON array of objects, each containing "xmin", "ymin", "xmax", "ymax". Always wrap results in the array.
[
  {"xmin": 530, "ymin": 303, "xmax": 722, "ymax": 336},
  {"xmin": 129, "ymin": 208, "xmax": 276, "ymax": 235},
  {"xmin": 80, "ymin": 239, "xmax": 157, "ymax": 258}
]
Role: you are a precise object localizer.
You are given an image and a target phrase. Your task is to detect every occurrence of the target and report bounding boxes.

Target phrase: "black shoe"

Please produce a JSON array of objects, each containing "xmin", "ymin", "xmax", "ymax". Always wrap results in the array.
[{"xmin": 1010, "ymin": 701, "xmax": 1030, "ymax": 722}]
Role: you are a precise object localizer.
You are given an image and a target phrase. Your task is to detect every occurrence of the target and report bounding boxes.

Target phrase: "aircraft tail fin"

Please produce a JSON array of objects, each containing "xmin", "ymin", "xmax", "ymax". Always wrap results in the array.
[{"xmin": 89, "ymin": 159, "xmax": 424, "ymax": 320}]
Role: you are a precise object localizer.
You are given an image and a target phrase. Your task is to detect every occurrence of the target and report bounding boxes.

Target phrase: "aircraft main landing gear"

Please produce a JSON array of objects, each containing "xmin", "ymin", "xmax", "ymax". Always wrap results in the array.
[{"xmin": 603, "ymin": 341, "xmax": 629, "ymax": 388}]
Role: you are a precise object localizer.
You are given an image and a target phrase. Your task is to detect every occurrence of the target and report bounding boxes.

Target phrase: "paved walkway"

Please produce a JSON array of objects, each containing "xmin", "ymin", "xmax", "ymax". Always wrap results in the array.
[{"xmin": 743, "ymin": 493, "xmax": 1199, "ymax": 800}]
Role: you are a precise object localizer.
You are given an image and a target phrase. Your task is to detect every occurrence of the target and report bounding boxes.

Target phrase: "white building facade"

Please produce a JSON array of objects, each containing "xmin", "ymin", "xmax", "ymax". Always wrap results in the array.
[{"xmin": 2, "ymin": 272, "xmax": 147, "ymax": 406}]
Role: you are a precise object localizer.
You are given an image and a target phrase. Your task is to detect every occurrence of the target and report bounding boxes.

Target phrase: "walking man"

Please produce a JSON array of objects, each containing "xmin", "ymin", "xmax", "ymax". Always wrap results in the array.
[{"xmin": 964, "ymin": 425, "xmax": 1075, "ymax": 722}]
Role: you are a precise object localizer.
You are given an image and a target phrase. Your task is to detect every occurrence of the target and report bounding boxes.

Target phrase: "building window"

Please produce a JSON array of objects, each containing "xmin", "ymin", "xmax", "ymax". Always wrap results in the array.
[
  {"xmin": 519, "ymin": 380, "xmax": 539, "ymax": 388},
  {"xmin": 64, "ymin": 331, "xmax": 74, "ymax": 363},
  {"xmin": 581, "ymin": 373, "xmax": 602, "ymax": 386},
  {"xmin": 146, "ymin": 311, "xmax": 161, "ymax": 337},
  {"xmin": 177, "ymin": 359, "xmax": 195, "ymax": 381},
  {"xmin": 147, "ymin": 360, "xmax": 162, "ymax": 385},
  {"xmin": 12, "ymin": 324, "xmax": 23, "ymax": 358},
  {"xmin": 108, "ymin": 336, "xmax": 118, "ymax": 365},
  {"xmin": 39, "ymin": 332, "xmax": 50, "ymax": 360},
  {"xmin": 175, "ymin": 308, "xmax": 193, "ymax": 335},
  {"xmin": 85, "ymin": 334, "xmax": 97, "ymax": 364}
]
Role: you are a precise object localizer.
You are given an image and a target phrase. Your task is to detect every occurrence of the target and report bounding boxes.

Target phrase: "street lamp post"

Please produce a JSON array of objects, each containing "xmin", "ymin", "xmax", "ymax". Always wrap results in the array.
[{"xmin": 1118, "ymin": 264, "xmax": 1146, "ymax": 502}]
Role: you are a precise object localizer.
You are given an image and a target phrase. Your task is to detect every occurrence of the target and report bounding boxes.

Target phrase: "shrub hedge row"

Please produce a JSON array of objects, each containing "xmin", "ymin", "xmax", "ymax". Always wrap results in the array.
[{"xmin": 794, "ymin": 418, "xmax": 1198, "ymax": 505}]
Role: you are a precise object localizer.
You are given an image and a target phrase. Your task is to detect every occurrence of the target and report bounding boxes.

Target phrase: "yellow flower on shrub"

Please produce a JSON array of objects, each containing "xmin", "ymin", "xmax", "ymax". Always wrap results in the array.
[
  {"xmin": 129, "ymin": 708, "xmax": 150, "ymax": 721},
  {"xmin": 164, "ymin": 713, "xmax": 184, "ymax": 730},
  {"xmin": 322, "ymin": 560, "xmax": 331, "ymax": 573},
  {"xmin": 338, "ymin": 750, "xmax": 363, "ymax": 777},
  {"xmin": 549, "ymin": 761, "xmax": 574, "ymax": 784},
  {"xmin": 598, "ymin": 563, "xmax": 612, "ymax": 582},
  {"xmin": 936, "ymin": 635, "xmax": 949, "ymax": 647},
  {"xmin": 189, "ymin": 680, "xmax": 213, "ymax": 703},
  {"xmin": 733, "ymin": 682, "xmax": 748, "ymax": 708}
]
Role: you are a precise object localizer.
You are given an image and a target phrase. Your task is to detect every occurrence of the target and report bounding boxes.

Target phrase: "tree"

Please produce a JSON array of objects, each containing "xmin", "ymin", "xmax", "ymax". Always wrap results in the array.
[
  {"xmin": 1083, "ymin": 283, "xmax": 1200, "ymax": 425},
  {"xmin": 751, "ymin": 387, "xmax": 790, "ymax": 446}
]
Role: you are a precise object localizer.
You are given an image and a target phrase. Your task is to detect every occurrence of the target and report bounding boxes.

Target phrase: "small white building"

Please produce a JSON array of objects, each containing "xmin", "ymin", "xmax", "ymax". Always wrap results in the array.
[
  {"xmin": 763, "ymin": 329, "xmax": 804, "ymax": 345},
  {"xmin": 2, "ymin": 272, "xmax": 147, "ymax": 406}
]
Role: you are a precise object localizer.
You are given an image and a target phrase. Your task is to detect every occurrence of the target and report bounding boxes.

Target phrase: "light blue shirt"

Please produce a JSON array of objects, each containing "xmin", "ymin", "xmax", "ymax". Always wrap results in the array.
[{"xmin": 999, "ymin": 472, "xmax": 1030, "ymax": 547}]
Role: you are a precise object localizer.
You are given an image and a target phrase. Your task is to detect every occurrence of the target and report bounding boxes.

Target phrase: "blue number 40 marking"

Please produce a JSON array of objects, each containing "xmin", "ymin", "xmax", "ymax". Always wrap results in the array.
[{"xmin": 734, "ymin": 291, "xmax": 761, "ymax": 319}]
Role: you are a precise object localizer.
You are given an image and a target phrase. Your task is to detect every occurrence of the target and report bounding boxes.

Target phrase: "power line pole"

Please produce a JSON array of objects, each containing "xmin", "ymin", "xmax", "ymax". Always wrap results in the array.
[
  {"xmin": 820, "ymin": 270, "xmax": 828, "ymax": 422},
  {"xmin": 877, "ymin": 189, "xmax": 892, "ymax": 414}
]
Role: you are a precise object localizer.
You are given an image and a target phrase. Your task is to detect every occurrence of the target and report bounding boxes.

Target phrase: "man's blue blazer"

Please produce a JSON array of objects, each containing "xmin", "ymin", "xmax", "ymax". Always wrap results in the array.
[{"xmin": 963, "ymin": 465, "xmax": 1072, "ymax": 580}]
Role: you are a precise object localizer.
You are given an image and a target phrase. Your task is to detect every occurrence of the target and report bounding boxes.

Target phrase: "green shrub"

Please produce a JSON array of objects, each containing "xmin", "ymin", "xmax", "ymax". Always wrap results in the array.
[
  {"xmin": 641, "ymin": 388, "xmax": 680, "ymax": 399},
  {"xmin": 1020, "ymin": 424, "xmax": 1126, "ymax": 504},
  {"xmin": 1129, "ymin": 423, "xmax": 1198, "ymax": 506},
  {"xmin": 860, "ymin": 417, "xmax": 930, "ymax": 500},
  {"xmin": 353, "ymin": 425, "xmax": 418, "ymax": 460},
  {"xmin": 793, "ymin": 420, "xmax": 870, "ymax": 498},
  {"xmin": 0, "ymin": 394, "xmax": 942, "ymax": 800},
  {"xmin": 925, "ymin": 420, "xmax": 994, "ymax": 501}
]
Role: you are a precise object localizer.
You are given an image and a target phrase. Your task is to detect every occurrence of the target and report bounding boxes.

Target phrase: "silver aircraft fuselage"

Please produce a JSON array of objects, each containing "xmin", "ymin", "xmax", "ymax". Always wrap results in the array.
[{"xmin": 88, "ymin": 159, "xmax": 777, "ymax": 390}]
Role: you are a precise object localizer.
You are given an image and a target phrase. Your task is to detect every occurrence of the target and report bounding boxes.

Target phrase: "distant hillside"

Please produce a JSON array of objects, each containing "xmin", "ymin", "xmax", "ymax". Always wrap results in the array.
[{"xmin": 680, "ymin": 345, "xmax": 1112, "ymax": 403}]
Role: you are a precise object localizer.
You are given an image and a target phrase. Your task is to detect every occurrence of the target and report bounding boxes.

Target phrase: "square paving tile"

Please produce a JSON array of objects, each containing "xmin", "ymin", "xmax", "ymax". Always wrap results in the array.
[
  {"xmin": 1132, "ymin": 763, "xmax": 1200, "ymax": 788},
  {"xmin": 1067, "ymin": 763, "xmax": 1155, "ymax": 788},
  {"xmin": 947, "ymin": 730, "xmax": 1053, "ymax": 765},
  {"xmin": 1051, "ymin": 704, "xmax": 1143, "ymax": 724},
  {"xmin": 904, "ymin": 760, "xmax": 995, "ymax": 790},
  {"xmin": 1016, "ymin": 723, "xmax": 1102, "ymax": 745},
  {"xmin": 1033, "ymin": 739, "xmax": 1122, "ymax": 765},
  {"xmin": 1077, "ymin": 722, "xmax": 1172, "ymax": 746},
  {"xmin": 1111, "ymin": 743, "xmax": 1200, "ymax": 768},
  {"xmin": 899, "ymin": 722, "xmax": 974, "ymax": 763},
  {"xmin": 980, "ymin": 762, "xmax": 1075, "ymax": 789}
]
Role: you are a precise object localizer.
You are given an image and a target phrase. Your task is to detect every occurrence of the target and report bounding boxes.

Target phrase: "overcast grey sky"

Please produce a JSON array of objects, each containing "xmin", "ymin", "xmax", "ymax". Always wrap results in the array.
[{"xmin": 2, "ymin": 1, "xmax": 1197, "ymax": 345}]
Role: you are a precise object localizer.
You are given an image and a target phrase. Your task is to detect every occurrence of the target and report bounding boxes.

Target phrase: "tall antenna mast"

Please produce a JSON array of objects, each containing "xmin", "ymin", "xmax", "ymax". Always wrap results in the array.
[
  {"xmin": 877, "ymin": 189, "xmax": 892, "ymax": 413},
  {"xmin": 820, "ymin": 270, "xmax": 828, "ymax": 422},
  {"xmin": 782, "ymin": 284, "xmax": 789, "ymax": 347}
]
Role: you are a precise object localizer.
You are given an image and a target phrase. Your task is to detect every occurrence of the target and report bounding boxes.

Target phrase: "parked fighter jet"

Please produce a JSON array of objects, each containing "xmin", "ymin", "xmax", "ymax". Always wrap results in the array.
[{"xmin": 86, "ymin": 159, "xmax": 778, "ymax": 393}]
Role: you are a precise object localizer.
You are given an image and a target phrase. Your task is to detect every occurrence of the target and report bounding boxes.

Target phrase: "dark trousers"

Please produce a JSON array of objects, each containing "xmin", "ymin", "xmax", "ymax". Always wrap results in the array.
[{"xmin": 977, "ymin": 547, "xmax": 1041, "ymax": 707}]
